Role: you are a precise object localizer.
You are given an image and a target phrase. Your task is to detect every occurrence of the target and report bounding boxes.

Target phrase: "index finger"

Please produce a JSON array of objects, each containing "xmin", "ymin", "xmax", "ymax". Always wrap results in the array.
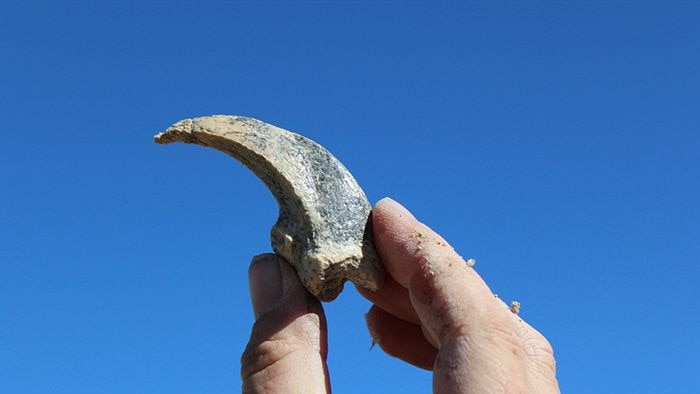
[{"xmin": 371, "ymin": 198, "xmax": 504, "ymax": 346}]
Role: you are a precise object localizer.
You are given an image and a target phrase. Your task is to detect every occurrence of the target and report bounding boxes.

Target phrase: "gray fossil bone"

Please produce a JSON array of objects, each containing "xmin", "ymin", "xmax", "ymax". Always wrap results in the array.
[{"xmin": 154, "ymin": 115, "xmax": 383, "ymax": 301}]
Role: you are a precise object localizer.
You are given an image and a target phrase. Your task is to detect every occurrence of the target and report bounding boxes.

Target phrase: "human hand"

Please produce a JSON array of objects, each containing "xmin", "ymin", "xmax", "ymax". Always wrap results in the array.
[
  {"xmin": 240, "ymin": 198, "xmax": 560, "ymax": 393},
  {"xmin": 357, "ymin": 198, "xmax": 560, "ymax": 393},
  {"xmin": 240, "ymin": 253, "xmax": 329, "ymax": 393}
]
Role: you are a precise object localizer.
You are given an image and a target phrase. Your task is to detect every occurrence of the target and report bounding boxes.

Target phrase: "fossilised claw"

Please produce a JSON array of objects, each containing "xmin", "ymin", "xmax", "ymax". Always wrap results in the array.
[{"xmin": 155, "ymin": 115, "xmax": 384, "ymax": 301}]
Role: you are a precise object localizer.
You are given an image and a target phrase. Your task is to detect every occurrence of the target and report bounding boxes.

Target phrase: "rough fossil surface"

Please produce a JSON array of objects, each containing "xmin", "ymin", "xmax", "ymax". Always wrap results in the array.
[{"xmin": 155, "ymin": 115, "xmax": 384, "ymax": 301}]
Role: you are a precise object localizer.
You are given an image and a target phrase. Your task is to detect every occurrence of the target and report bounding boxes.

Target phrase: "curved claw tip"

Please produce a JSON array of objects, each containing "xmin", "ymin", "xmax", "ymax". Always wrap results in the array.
[
  {"xmin": 153, "ymin": 131, "xmax": 171, "ymax": 144},
  {"xmin": 154, "ymin": 118, "xmax": 195, "ymax": 144}
]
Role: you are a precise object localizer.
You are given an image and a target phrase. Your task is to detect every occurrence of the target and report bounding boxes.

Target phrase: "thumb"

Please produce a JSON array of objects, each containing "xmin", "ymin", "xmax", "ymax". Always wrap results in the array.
[{"xmin": 241, "ymin": 254, "xmax": 330, "ymax": 394}]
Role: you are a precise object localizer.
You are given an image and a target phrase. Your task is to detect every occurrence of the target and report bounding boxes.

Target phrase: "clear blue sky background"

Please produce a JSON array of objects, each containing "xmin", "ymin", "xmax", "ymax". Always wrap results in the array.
[{"xmin": 2, "ymin": 2, "xmax": 698, "ymax": 393}]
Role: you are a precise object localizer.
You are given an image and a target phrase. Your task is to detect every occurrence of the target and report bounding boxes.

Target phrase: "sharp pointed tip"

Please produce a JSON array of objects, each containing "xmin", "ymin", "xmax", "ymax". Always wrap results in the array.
[
  {"xmin": 154, "ymin": 118, "xmax": 195, "ymax": 145},
  {"xmin": 153, "ymin": 131, "xmax": 170, "ymax": 144}
]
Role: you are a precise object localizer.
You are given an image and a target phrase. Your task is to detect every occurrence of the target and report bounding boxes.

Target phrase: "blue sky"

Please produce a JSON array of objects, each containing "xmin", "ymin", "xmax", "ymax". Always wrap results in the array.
[{"xmin": 1, "ymin": 2, "xmax": 698, "ymax": 393}]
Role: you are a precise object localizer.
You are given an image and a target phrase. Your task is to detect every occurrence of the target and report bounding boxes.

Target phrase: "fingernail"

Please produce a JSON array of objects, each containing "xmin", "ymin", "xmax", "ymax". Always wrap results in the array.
[
  {"xmin": 365, "ymin": 312, "xmax": 381, "ymax": 350},
  {"xmin": 376, "ymin": 197, "xmax": 415, "ymax": 220},
  {"xmin": 248, "ymin": 254, "xmax": 283, "ymax": 319}
]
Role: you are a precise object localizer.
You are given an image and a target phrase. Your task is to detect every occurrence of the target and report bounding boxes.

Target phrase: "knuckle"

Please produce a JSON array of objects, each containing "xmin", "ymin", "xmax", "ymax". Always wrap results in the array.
[
  {"xmin": 523, "ymin": 331, "xmax": 557, "ymax": 375},
  {"xmin": 240, "ymin": 336, "xmax": 293, "ymax": 380},
  {"xmin": 240, "ymin": 313, "xmax": 324, "ymax": 380}
]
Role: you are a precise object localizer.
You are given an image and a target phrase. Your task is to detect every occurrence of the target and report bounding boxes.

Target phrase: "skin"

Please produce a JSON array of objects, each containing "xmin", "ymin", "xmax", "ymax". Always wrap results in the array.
[{"xmin": 241, "ymin": 198, "xmax": 560, "ymax": 393}]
